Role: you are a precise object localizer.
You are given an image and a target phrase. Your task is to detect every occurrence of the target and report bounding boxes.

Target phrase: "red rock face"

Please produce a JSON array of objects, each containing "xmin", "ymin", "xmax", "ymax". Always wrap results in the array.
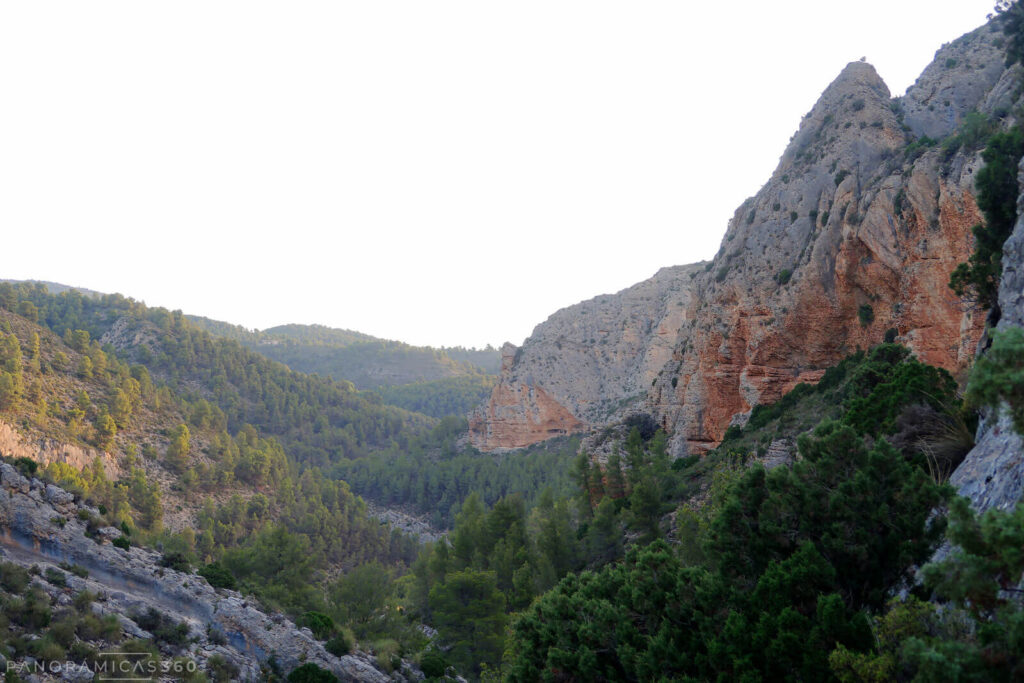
[
  {"xmin": 468, "ymin": 381, "xmax": 584, "ymax": 451},
  {"xmin": 654, "ymin": 179, "xmax": 984, "ymax": 454}
]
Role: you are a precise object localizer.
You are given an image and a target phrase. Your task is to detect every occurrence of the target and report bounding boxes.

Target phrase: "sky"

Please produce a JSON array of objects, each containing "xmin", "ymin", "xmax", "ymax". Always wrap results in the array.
[{"xmin": 0, "ymin": 1, "xmax": 1000, "ymax": 349}]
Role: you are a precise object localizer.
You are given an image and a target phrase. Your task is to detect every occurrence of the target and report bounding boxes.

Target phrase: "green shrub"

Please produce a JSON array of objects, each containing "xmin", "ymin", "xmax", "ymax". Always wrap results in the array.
[
  {"xmin": 287, "ymin": 663, "xmax": 339, "ymax": 683},
  {"xmin": 134, "ymin": 607, "xmax": 191, "ymax": 647},
  {"xmin": 834, "ymin": 169, "xmax": 851, "ymax": 186},
  {"xmin": 775, "ymin": 269, "xmax": 792, "ymax": 285},
  {"xmin": 29, "ymin": 634, "xmax": 66, "ymax": 666},
  {"xmin": 13, "ymin": 456, "xmax": 37, "ymax": 477},
  {"xmin": 298, "ymin": 611, "xmax": 335, "ymax": 640},
  {"xmin": 112, "ymin": 536, "xmax": 130, "ymax": 551},
  {"xmin": 857, "ymin": 304, "xmax": 874, "ymax": 327},
  {"xmin": 77, "ymin": 612, "xmax": 122, "ymax": 642},
  {"xmin": 60, "ymin": 562, "xmax": 89, "ymax": 579},
  {"xmin": 49, "ymin": 614, "xmax": 79, "ymax": 647},
  {"xmin": 966, "ymin": 326, "xmax": 1024, "ymax": 434},
  {"xmin": 159, "ymin": 552, "xmax": 192, "ymax": 573},
  {"xmin": 198, "ymin": 562, "xmax": 237, "ymax": 590},
  {"xmin": 44, "ymin": 567, "xmax": 67, "ymax": 588},
  {"xmin": 73, "ymin": 590, "xmax": 96, "ymax": 612},
  {"xmin": 373, "ymin": 639, "xmax": 402, "ymax": 673},
  {"xmin": 715, "ymin": 266, "xmax": 729, "ymax": 283},
  {"xmin": 207, "ymin": 654, "xmax": 240, "ymax": 682},
  {"xmin": 419, "ymin": 649, "xmax": 449, "ymax": 678},
  {"xmin": 325, "ymin": 628, "xmax": 355, "ymax": 656},
  {"xmin": 9, "ymin": 588, "xmax": 52, "ymax": 628},
  {"xmin": 0, "ymin": 562, "xmax": 31, "ymax": 594}
]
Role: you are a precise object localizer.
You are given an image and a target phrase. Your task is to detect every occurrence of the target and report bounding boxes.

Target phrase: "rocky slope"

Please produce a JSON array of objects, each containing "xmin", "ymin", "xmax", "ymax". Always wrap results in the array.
[
  {"xmin": 472, "ymin": 20, "xmax": 1019, "ymax": 455},
  {"xmin": 0, "ymin": 461, "xmax": 410, "ymax": 682}
]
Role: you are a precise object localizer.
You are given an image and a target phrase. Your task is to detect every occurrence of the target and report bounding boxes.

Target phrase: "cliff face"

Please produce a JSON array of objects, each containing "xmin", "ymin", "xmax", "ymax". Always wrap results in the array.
[
  {"xmin": 473, "ymin": 22, "xmax": 1019, "ymax": 454},
  {"xmin": 949, "ymin": 156, "xmax": 1024, "ymax": 513},
  {"xmin": 469, "ymin": 264, "xmax": 701, "ymax": 450}
]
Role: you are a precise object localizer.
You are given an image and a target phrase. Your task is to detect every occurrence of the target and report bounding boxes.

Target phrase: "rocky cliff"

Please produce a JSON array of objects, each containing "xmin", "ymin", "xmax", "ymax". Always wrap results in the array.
[
  {"xmin": 469, "ymin": 264, "xmax": 701, "ymax": 450},
  {"xmin": 0, "ymin": 462, "xmax": 410, "ymax": 682},
  {"xmin": 472, "ymin": 21, "xmax": 1020, "ymax": 454}
]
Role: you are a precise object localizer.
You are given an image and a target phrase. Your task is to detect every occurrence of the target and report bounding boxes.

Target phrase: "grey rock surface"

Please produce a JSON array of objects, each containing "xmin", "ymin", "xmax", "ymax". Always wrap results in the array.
[{"xmin": 0, "ymin": 462, "xmax": 414, "ymax": 682}]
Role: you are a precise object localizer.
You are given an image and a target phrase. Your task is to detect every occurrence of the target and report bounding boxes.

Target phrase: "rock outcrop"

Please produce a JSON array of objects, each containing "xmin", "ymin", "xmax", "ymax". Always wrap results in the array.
[
  {"xmin": 473, "ymin": 21, "xmax": 1017, "ymax": 454},
  {"xmin": 0, "ymin": 420, "xmax": 120, "ymax": 478},
  {"xmin": 0, "ymin": 462, "xmax": 414, "ymax": 682}
]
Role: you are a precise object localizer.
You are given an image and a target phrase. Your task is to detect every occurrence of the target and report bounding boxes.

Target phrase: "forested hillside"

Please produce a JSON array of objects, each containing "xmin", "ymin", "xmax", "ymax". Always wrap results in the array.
[
  {"xmin": 0, "ymin": 282, "xmax": 427, "ymax": 601},
  {"xmin": 188, "ymin": 316, "xmax": 500, "ymax": 388},
  {"xmin": 187, "ymin": 315, "xmax": 500, "ymax": 419}
]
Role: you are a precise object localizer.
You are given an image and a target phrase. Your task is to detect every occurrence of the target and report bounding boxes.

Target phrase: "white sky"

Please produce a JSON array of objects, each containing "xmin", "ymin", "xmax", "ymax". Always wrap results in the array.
[{"xmin": 0, "ymin": 1, "xmax": 999, "ymax": 348}]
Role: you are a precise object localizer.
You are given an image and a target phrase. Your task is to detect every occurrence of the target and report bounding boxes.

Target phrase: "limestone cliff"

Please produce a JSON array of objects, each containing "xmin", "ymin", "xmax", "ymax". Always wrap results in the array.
[
  {"xmin": 473, "ymin": 21, "xmax": 1019, "ymax": 454},
  {"xmin": 469, "ymin": 264, "xmax": 701, "ymax": 450}
]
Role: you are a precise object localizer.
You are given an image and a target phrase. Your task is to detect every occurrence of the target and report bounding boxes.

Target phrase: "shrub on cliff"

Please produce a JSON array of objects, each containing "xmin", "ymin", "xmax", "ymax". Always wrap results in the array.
[
  {"xmin": 966, "ymin": 325, "xmax": 1024, "ymax": 433},
  {"xmin": 949, "ymin": 126, "xmax": 1024, "ymax": 312}
]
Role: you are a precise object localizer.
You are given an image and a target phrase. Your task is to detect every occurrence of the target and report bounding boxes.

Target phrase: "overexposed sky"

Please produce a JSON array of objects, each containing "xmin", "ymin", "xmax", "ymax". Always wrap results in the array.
[{"xmin": 0, "ymin": 1, "xmax": 998, "ymax": 348}]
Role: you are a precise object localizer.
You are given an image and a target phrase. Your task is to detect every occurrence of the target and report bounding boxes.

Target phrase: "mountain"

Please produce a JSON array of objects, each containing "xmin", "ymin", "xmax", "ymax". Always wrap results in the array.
[
  {"xmin": 188, "ymin": 317, "xmax": 500, "ymax": 390},
  {"xmin": 472, "ymin": 23, "xmax": 1016, "ymax": 454}
]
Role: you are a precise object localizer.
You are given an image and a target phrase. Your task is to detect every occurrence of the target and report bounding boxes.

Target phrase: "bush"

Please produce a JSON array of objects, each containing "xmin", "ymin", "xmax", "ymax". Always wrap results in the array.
[
  {"xmin": 29, "ymin": 635, "xmax": 65, "ymax": 666},
  {"xmin": 967, "ymin": 326, "xmax": 1024, "ymax": 434},
  {"xmin": 287, "ymin": 663, "xmax": 340, "ymax": 683},
  {"xmin": 775, "ymin": 269, "xmax": 792, "ymax": 285},
  {"xmin": 420, "ymin": 649, "xmax": 450, "ymax": 678},
  {"xmin": 325, "ymin": 629, "xmax": 355, "ymax": 656},
  {"xmin": 298, "ymin": 611, "xmax": 335, "ymax": 640},
  {"xmin": 373, "ymin": 639, "xmax": 402, "ymax": 673},
  {"xmin": 73, "ymin": 590, "xmax": 96, "ymax": 612},
  {"xmin": 159, "ymin": 552, "xmax": 192, "ymax": 573},
  {"xmin": 112, "ymin": 536, "xmax": 130, "ymax": 551},
  {"xmin": 715, "ymin": 266, "xmax": 729, "ymax": 283},
  {"xmin": 9, "ymin": 588, "xmax": 52, "ymax": 628},
  {"xmin": 44, "ymin": 566, "xmax": 67, "ymax": 588},
  {"xmin": 857, "ymin": 304, "xmax": 875, "ymax": 327},
  {"xmin": 0, "ymin": 562, "xmax": 31, "ymax": 594},
  {"xmin": 207, "ymin": 654, "xmax": 240, "ymax": 682},
  {"xmin": 134, "ymin": 607, "xmax": 191, "ymax": 648},
  {"xmin": 198, "ymin": 562, "xmax": 237, "ymax": 590},
  {"xmin": 834, "ymin": 170, "xmax": 851, "ymax": 186}
]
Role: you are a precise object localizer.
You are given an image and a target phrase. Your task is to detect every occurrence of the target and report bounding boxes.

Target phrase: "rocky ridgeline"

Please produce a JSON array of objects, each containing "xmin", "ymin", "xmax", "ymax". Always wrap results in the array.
[
  {"xmin": 472, "ymin": 20, "xmax": 1019, "ymax": 456},
  {"xmin": 0, "ymin": 462, "xmax": 415, "ymax": 682}
]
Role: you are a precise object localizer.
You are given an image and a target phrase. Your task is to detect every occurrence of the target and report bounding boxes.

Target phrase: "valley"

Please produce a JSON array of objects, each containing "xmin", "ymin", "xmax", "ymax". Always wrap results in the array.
[{"xmin": 2, "ymin": 7, "xmax": 1024, "ymax": 683}]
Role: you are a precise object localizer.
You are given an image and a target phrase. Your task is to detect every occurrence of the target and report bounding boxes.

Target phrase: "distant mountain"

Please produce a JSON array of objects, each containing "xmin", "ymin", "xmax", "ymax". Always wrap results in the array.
[
  {"xmin": 0, "ymin": 278, "xmax": 105, "ymax": 298},
  {"xmin": 188, "ymin": 316, "xmax": 501, "ymax": 390}
]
